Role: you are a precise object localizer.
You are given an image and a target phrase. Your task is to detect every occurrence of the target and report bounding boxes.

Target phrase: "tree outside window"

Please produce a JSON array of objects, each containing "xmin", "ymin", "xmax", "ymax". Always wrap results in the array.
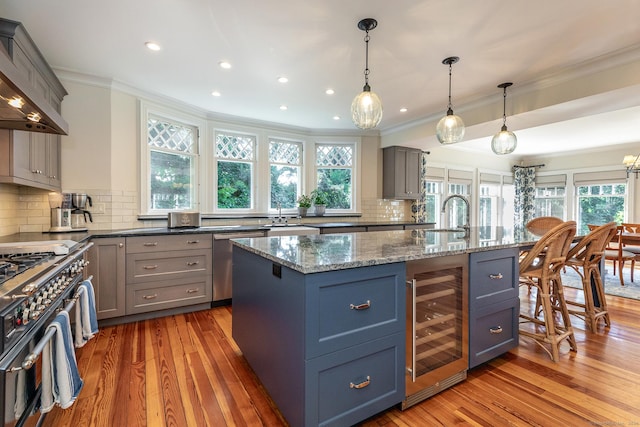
[
  {"xmin": 316, "ymin": 144, "xmax": 353, "ymax": 210},
  {"xmin": 147, "ymin": 116, "xmax": 196, "ymax": 211},
  {"xmin": 270, "ymin": 139, "xmax": 302, "ymax": 209},
  {"xmin": 576, "ymin": 184, "xmax": 626, "ymax": 235},
  {"xmin": 216, "ymin": 132, "xmax": 255, "ymax": 209}
]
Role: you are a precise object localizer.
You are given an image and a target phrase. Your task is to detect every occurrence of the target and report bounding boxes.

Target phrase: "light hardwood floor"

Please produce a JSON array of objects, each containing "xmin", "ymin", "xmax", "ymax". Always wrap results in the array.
[{"xmin": 43, "ymin": 282, "xmax": 640, "ymax": 426}]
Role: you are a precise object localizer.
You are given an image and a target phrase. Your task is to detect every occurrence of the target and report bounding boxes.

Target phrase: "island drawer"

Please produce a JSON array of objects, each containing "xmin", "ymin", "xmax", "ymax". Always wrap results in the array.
[
  {"xmin": 126, "ymin": 234, "xmax": 212, "ymax": 253},
  {"xmin": 305, "ymin": 333, "xmax": 404, "ymax": 427},
  {"xmin": 305, "ymin": 263, "xmax": 405, "ymax": 358},
  {"xmin": 469, "ymin": 297, "xmax": 519, "ymax": 368},
  {"xmin": 469, "ymin": 248, "xmax": 519, "ymax": 307},
  {"xmin": 126, "ymin": 276, "xmax": 212, "ymax": 315},
  {"xmin": 126, "ymin": 249, "xmax": 211, "ymax": 283}
]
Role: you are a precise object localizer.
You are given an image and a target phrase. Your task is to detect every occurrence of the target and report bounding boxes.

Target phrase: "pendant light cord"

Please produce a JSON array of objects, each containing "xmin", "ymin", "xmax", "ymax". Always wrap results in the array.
[
  {"xmin": 447, "ymin": 62, "xmax": 453, "ymax": 111},
  {"xmin": 502, "ymin": 86, "xmax": 507, "ymax": 127},
  {"xmin": 363, "ymin": 31, "xmax": 370, "ymax": 87}
]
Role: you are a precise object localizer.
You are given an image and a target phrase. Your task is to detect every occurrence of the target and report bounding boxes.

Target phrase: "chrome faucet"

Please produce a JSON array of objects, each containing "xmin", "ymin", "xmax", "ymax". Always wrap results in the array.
[
  {"xmin": 273, "ymin": 202, "xmax": 287, "ymax": 224},
  {"xmin": 441, "ymin": 195, "xmax": 470, "ymax": 235}
]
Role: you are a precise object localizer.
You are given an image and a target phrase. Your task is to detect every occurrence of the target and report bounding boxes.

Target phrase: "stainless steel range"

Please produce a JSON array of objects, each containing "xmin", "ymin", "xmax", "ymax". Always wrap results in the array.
[{"xmin": 0, "ymin": 239, "xmax": 92, "ymax": 426}]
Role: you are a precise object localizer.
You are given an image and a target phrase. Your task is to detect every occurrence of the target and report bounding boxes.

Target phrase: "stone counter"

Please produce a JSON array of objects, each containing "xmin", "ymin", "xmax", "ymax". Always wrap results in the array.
[{"xmin": 232, "ymin": 227, "xmax": 537, "ymax": 274}]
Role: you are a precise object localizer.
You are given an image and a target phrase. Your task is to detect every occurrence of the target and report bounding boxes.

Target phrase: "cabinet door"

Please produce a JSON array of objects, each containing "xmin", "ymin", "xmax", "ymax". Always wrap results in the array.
[
  {"xmin": 47, "ymin": 136, "xmax": 61, "ymax": 189},
  {"xmin": 383, "ymin": 146, "xmax": 421, "ymax": 200},
  {"xmin": 404, "ymin": 148, "xmax": 421, "ymax": 196},
  {"xmin": 87, "ymin": 238, "xmax": 126, "ymax": 320}
]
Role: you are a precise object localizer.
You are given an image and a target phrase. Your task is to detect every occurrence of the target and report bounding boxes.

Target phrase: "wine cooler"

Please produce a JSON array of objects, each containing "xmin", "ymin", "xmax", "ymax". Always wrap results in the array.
[{"xmin": 403, "ymin": 254, "xmax": 469, "ymax": 409}]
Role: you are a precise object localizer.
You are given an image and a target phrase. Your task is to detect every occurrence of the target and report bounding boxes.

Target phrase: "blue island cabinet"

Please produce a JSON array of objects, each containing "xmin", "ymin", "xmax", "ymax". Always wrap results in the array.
[
  {"xmin": 468, "ymin": 248, "xmax": 520, "ymax": 368},
  {"xmin": 232, "ymin": 247, "xmax": 406, "ymax": 427}
]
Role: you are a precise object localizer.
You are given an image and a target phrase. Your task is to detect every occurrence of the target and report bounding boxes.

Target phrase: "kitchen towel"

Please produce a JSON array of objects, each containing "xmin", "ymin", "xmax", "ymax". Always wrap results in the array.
[
  {"xmin": 74, "ymin": 279, "xmax": 99, "ymax": 348},
  {"xmin": 40, "ymin": 310, "xmax": 83, "ymax": 413}
]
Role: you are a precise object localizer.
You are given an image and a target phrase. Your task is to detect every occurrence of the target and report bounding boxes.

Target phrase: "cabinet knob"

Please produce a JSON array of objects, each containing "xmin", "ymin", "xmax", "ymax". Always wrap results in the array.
[
  {"xmin": 489, "ymin": 273, "xmax": 503, "ymax": 280},
  {"xmin": 119, "ymin": 243, "xmax": 124, "ymax": 248}
]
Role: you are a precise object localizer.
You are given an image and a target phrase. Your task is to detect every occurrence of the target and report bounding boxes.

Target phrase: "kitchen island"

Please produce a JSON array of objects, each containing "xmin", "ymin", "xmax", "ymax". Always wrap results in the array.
[{"xmin": 231, "ymin": 228, "xmax": 532, "ymax": 427}]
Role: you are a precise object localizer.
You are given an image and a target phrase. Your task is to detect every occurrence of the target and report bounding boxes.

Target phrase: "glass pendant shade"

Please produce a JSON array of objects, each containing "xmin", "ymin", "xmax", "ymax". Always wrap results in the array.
[
  {"xmin": 491, "ymin": 125, "xmax": 518, "ymax": 155},
  {"xmin": 436, "ymin": 110, "xmax": 465, "ymax": 144},
  {"xmin": 437, "ymin": 57, "xmax": 465, "ymax": 144},
  {"xmin": 351, "ymin": 85, "xmax": 383, "ymax": 129},
  {"xmin": 491, "ymin": 82, "xmax": 517, "ymax": 155}
]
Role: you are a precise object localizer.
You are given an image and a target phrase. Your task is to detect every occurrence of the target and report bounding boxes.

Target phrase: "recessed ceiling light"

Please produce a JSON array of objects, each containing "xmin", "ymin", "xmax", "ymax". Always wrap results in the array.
[
  {"xmin": 219, "ymin": 61, "xmax": 232, "ymax": 69},
  {"xmin": 326, "ymin": 89, "xmax": 335, "ymax": 95},
  {"xmin": 280, "ymin": 105, "xmax": 288, "ymax": 110},
  {"xmin": 400, "ymin": 107, "xmax": 408, "ymax": 113},
  {"xmin": 211, "ymin": 91, "xmax": 221, "ymax": 97},
  {"xmin": 278, "ymin": 76, "xmax": 289, "ymax": 83},
  {"xmin": 333, "ymin": 115, "xmax": 340, "ymax": 120},
  {"xmin": 145, "ymin": 42, "xmax": 161, "ymax": 51}
]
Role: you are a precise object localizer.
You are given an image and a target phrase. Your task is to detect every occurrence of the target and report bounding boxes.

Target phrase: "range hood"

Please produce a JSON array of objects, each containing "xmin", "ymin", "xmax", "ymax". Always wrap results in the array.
[{"xmin": 0, "ymin": 47, "xmax": 68, "ymax": 135}]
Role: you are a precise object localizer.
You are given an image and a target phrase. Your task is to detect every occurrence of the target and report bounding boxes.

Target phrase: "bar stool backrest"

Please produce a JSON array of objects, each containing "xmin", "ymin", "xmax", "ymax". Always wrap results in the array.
[
  {"xmin": 569, "ymin": 222, "xmax": 617, "ymax": 264},
  {"xmin": 526, "ymin": 216, "xmax": 564, "ymax": 237},
  {"xmin": 520, "ymin": 221, "xmax": 577, "ymax": 277}
]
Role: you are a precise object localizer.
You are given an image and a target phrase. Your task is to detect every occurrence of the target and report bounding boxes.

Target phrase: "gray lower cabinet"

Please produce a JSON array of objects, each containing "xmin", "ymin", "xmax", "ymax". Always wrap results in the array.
[
  {"xmin": 125, "ymin": 234, "xmax": 212, "ymax": 315},
  {"xmin": 468, "ymin": 248, "xmax": 520, "ymax": 368},
  {"xmin": 232, "ymin": 247, "xmax": 405, "ymax": 427},
  {"xmin": 87, "ymin": 237, "xmax": 126, "ymax": 320}
]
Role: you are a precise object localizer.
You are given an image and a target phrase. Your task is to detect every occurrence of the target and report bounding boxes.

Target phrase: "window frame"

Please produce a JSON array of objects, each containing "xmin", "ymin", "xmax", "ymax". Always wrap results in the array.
[
  {"xmin": 140, "ymin": 102, "xmax": 203, "ymax": 215},
  {"xmin": 268, "ymin": 137, "xmax": 304, "ymax": 212},
  {"xmin": 214, "ymin": 130, "xmax": 258, "ymax": 213},
  {"xmin": 312, "ymin": 139, "xmax": 360, "ymax": 214}
]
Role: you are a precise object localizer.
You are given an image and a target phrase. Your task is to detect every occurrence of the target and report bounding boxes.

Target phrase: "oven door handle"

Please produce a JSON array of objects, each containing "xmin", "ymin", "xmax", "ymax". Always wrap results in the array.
[{"xmin": 10, "ymin": 277, "xmax": 92, "ymax": 372}]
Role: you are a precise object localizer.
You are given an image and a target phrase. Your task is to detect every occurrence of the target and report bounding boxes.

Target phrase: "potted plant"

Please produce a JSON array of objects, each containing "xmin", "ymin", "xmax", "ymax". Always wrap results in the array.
[
  {"xmin": 311, "ymin": 189, "xmax": 328, "ymax": 216},
  {"xmin": 297, "ymin": 194, "xmax": 312, "ymax": 216}
]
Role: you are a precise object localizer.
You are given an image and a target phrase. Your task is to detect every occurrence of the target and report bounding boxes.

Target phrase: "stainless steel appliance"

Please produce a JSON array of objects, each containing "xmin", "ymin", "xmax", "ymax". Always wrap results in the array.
[
  {"xmin": 49, "ymin": 208, "xmax": 72, "ymax": 233},
  {"xmin": 168, "ymin": 212, "xmax": 200, "ymax": 228},
  {"xmin": 0, "ymin": 239, "xmax": 92, "ymax": 426},
  {"xmin": 213, "ymin": 231, "xmax": 265, "ymax": 302},
  {"xmin": 403, "ymin": 254, "xmax": 469, "ymax": 409}
]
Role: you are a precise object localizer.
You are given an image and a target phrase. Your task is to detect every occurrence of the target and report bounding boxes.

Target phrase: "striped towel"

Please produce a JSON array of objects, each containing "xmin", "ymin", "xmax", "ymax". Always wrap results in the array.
[
  {"xmin": 74, "ymin": 279, "xmax": 99, "ymax": 348},
  {"xmin": 40, "ymin": 311, "xmax": 83, "ymax": 412}
]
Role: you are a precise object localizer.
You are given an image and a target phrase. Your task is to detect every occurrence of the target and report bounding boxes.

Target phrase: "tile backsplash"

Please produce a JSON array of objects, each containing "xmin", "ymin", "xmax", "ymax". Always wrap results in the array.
[{"xmin": 0, "ymin": 184, "xmax": 413, "ymax": 237}]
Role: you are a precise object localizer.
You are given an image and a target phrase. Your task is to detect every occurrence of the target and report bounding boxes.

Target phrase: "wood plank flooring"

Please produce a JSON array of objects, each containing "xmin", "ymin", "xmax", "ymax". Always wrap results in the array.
[{"xmin": 43, "ymin": 282, "xmax": 640, "ymax": 426}]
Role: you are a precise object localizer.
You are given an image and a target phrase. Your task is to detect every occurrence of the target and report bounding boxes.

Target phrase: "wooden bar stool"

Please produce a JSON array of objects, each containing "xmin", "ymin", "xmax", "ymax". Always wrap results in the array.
[
  {"xmin": 564, "ymin": 222, "xmax": 617, "ymax": 331},
  {"xmin": 519, "ymin": 221, "xmax": 577, "ymax": 362}
]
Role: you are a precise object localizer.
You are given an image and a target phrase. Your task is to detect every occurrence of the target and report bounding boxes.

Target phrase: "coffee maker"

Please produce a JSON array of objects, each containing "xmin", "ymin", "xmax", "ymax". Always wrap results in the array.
[
  {"xmin": 48, "ymin": 193, "xmax": 73, "ymax": 232},
  {"xmin": 70, "ymin": 193, "xmax": 93, "ymax": 230}
]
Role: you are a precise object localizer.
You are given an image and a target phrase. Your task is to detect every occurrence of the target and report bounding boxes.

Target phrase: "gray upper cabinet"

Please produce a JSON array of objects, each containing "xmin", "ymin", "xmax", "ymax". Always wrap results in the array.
[
  {"xmin": 383, "ymin": 146, "xmax": 421, "ymax": 200},
  {"xmin": 0, "ymin": 19, "xmax": 67, "ymax": 191}
]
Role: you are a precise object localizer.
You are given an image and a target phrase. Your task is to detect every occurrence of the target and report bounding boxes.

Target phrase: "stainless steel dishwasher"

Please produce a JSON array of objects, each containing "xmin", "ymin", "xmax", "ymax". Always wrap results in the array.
[{"xmin": 213, "ymin": 230, "xmax": 266, "ymax": 303}]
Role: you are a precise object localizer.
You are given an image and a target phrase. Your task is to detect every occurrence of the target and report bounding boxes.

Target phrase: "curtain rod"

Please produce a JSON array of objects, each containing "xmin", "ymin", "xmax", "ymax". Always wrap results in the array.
[{"xmin": 513, "ymin": 163, "xmax": 545, "ymax": 169}]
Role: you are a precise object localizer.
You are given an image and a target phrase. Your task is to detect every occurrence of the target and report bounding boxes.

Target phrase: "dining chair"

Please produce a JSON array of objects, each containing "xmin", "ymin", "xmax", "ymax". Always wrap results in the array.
[
  {"xmin": 621, "ymin": 223, "xmax": 640, "ymax": 271},
  {"xmin": 564, "ymin": 222, "xmax": 616, "ymax": 331},
  {"xmin": 594, "ymin": 224, "xmax": 635, "ymax": 286},
  {"xmin": 519, "ymin": 220, "xmax": 577, "ymax": 362}
]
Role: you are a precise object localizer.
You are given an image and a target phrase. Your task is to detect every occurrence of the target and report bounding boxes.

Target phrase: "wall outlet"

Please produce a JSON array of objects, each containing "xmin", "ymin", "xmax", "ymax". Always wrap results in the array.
[{"xmin": 94, "ymin": 203, "xmax": 106, "ymax": 214}]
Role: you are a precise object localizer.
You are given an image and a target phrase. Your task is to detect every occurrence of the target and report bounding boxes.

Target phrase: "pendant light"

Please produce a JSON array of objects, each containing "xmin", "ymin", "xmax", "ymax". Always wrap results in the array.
[
  {"xmin": 351, "ymin": 18, "xmax": 383, "ymax": 130},
  {"xmin": 491, "ymin": 82, "xmax": 517, "ymax": 155},
  {"xmin": 436, "ymin": 56, "xmax": 465, "ymax": 144}
]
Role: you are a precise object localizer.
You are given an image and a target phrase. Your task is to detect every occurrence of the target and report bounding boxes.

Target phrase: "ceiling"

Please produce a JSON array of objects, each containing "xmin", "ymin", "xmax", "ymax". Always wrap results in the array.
[{"xmin": 2, "ymin": 0, "xmax": 640, "ymax": 157}]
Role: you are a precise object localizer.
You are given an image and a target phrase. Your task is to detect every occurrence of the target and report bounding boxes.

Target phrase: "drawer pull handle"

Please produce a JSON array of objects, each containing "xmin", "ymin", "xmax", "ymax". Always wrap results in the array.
[
  {"xmin": 186, "ymin": 288, "xmax": 199, "ymax": 294},
  {"xmin": 350, "ymin": 376, "xmax": 371, "ymax": 389},
  {"xmin": 187, "ymin": 261, "xmax": 200, "ymax": 266},
  {"xmin": 143, "ymin": 242, "xmax": 158, "ymax": 247},
  {"xmin": 187, "ymin": 240, "xmax": 200, "ymax": 244},
  {"xmin": 489, "ymin": 273, "xmax": 503, "ymax": 280},
  {"xmin": 350, "ymin": 300, "xmax": 371, "ymax": 311},
  {"xmin": 143, "ymin": 294, "xmax": 158, "ymax": 300},
  {"xmin": 489, "ymin": 326, "xmax": 503, "ymax": 334},
  {"xmin": 143, "ymin": 265, "xmax": 158, "ymax": 270}
]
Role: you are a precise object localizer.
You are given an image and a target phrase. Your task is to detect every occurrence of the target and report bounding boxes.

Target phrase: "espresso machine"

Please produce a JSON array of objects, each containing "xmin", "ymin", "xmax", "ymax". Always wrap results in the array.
[
  {"xmin": 48, "ymin": 192, "xmax": 73, "ymax": 232},
  {"xmin": 70, "ymin": 193, "xmax": 93, "ymax": 230}
]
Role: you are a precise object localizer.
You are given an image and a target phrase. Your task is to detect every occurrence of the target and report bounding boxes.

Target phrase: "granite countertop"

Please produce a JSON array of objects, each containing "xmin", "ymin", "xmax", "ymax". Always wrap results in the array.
[
  {"xmin": 0, "ymin": 222, "xmax": 436, "ymax": 243},
  {"xmin": 232, "ymin": 227, "xmax": 538, "ymax": 274}
]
